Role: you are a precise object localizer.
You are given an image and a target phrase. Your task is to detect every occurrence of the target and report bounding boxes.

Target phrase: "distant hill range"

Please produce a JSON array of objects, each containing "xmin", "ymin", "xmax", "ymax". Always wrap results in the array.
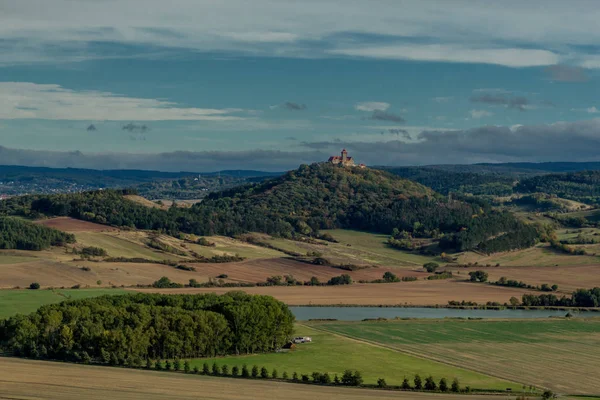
[{"xmin": 0, "ymin": 165, "xmax": 281, "ymax": 198}]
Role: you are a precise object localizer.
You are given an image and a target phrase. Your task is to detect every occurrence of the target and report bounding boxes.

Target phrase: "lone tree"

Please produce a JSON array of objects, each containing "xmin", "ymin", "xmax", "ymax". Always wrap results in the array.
[
  {"xmin": 383, "ymin": 271, "xmax": 399, "ymax": 282},
  {"xmin": 469, "ymin": 270, "xmax": 488, "ymax": 282},
  {"xmin": 542, "ymin": 390, "xmax": 557, "ymax": 399},
  {"xmin": 423, "ymin": 262, "xmax": 439, "ymax": 273},
  {"xmin": 29, "ymin": 282, "xmax": 40, "ymax": 290},
  {"xmin": 377, "ymin": 378, "xmax": 387, "ymax": 388}
]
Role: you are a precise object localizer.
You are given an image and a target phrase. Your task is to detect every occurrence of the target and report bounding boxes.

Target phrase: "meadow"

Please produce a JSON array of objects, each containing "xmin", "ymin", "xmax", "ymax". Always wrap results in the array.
[
  {"xmin": 310, "ymin": 319, "xmax": 600, "ymax": 395},
  {"xmin": 189, "ymin": 325, "xmax": 521, "ymax": 391},
  {"xmin": 0, "ymin": 288, "xmax": 128, "ymax": 319}
]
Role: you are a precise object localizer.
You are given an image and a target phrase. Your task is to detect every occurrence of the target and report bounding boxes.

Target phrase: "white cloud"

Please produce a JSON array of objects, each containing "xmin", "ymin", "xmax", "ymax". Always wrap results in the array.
[
  {"xmin": 470, "ymin": 109, "xmax": 494, "ymax": 119},
  {"xmin": 570, "ymin": 106, "xmax": 599, "ymax": 114},
  {"xmin": 1, "ymin": 1, "xmax": 600, "ymax": 67},
  {"xmin": 355, "ymin": 102, "xmax": 390, "ymax": 112},
  {"xmin": 329, "ymin": 45, "xmax": 560, "ymax": 67},
  {"xmin": 0, "ymin": 82, "xmax": 247, "ymax": 121}
]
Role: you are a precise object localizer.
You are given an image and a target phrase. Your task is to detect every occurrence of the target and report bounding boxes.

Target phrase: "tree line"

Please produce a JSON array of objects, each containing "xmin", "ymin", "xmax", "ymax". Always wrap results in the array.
[
  {"xmin": 0, "ymin": 292, "xmax": 294, "ymax": 364},
  {"xmin": 0, "ymin": 216, "xmax": 75, "ymax": 250},
  {"xmin": 521, "ymin": 287, "xmax": 600, "ymax": 307}
]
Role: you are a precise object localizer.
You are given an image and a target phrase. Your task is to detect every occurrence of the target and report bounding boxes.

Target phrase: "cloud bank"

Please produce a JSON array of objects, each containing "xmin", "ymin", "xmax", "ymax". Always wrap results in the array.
[{"xmin": 4, "ymin": 119, "xmax": 600, "ymax": 171}]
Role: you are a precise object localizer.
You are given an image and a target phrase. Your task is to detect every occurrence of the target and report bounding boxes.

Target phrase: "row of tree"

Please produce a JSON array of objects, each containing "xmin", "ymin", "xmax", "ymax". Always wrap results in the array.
[
  {"xmin": 521, "ymin": 287, "xmax": 600, "ymax": 307},
  {"xmin": 0, "ymin": 292, "xmax": 294, "ymax": 363}
]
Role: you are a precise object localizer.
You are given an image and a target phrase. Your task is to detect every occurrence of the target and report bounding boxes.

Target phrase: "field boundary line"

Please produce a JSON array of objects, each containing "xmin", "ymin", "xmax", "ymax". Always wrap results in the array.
[{"xmin": 302, "ymin": 323, "xmax": 533, "ymax": 391}]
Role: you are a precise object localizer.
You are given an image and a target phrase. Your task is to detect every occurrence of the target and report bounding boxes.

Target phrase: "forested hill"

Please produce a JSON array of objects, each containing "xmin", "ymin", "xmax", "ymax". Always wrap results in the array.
[
  {"xmin": 516, "ymin": 171, "xmax": 600, "ymax": 205},
  {"xmin": 0, "ymin": 163, "xmax": 538, "ymax": 252}
]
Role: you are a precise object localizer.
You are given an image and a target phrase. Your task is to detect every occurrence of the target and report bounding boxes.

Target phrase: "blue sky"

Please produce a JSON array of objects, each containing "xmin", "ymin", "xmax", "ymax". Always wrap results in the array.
[{"xmin": 1, "ymin": 0, "xmax": 600, "ymax": 171}]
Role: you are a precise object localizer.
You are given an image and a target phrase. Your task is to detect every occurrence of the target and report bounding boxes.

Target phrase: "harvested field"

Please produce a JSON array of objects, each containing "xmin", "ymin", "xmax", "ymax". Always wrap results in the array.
[
  {"xmin": 448, "ymin": 264, "xmax": 600, "ymax": 292},
  {"xmin": 190, "ymin": 258, "xmax": 428, "ymax": 284},
  {"xmin": 458, "ymin": 244, "xmax": 600, "ymax": 267},
  {"xmin": 0, "ymin": 258, "xmax": 207, "ymax": 289},
  {"xmin": 35, "ymin": 217, "xmax": 117, "ymax": 232},
  {"xmin": 311, "ymin": 318, "xmax": 600, "ymax": 395},
  {"xmin": 134, "ymin": 280, "xmax": 532, "ymax": 306},
  {"xmin": 0, "ymin": 358, "xmax": 510, "ymax": 400}
]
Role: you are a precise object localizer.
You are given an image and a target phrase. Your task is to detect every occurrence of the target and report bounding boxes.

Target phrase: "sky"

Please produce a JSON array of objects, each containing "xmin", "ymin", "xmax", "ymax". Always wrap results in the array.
[{"xmin": 1, "ymin": 0, "xmax": 600, "ymax": 171}]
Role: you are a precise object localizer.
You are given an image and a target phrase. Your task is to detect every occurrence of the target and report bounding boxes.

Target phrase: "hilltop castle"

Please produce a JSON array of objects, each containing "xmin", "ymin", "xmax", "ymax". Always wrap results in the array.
[{"xmin": 328, "ymin": 149, "xmax": 365, "ymax": 168}]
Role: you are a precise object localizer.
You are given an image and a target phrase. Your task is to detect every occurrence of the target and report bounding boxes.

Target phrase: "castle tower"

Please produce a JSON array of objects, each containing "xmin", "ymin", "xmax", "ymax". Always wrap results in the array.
[{"xmin": 341, "ymin": 149, "xmax": 348, "ymax": 162}]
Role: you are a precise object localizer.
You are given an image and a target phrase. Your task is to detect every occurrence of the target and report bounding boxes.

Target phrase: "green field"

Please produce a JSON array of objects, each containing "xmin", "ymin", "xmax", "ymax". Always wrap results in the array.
[
  {"xmin": 0, "ymin": 288, "xmax": 128, "ymax": 319},
  {"xmin": 310, "ymin": 319, "xmax": 600, "ymax": 395},
  {"xmin": 190, "ymin": 324, "xmax": 521, "ymax": 391},
  {"xmin": 75, "ymin": 232, "xmax": 174, "ymax": 261},
  {"xmin": 266, "ymin": 229, "xmax": 441, "ymax": 268}
]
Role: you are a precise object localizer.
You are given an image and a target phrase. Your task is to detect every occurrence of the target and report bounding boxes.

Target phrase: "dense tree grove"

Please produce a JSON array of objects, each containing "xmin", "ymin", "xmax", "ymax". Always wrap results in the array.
[
  {"xmin": 0, "ymin": 217, "xmax": 75, "ymax": 250},
  {"xmin": 0, "ymin": 292, "xmax": 294, "ymax": 363},
  {"xmin": 0, "ymin": 163, "xmax": 539, "ymax": 253}
]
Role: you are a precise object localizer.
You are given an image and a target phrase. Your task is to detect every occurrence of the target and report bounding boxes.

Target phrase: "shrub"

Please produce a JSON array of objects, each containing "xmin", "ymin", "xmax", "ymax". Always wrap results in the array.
[
  {"xmin": 341, "ymin": 370, "xmax": 362, "ymax": 386},
  {"xmin": 451, "ymin": 378, "xmax": 460, "ymax": 392},
  {"xmin": 271, "ymin": 369, "xmax": 278, "ymax": 379},
  {"xmin": 439, "ymin": 377, "xmax": 448, "ymax": 392},
  {"xmin": 241, "ymin": 364, "xmax": 250, "ymax": 378},
  {"xmin": 29, "ymin": 282, "xmax": 40, "ymax": 290},
  {"xmin": 221, "ymin": 364, "xmax": 229, "ymax": 376},
  {"xmin": 155, "ymin": 360, "xmax": 164, "ymax": 371},
  {"xmin": 321, "ymin": 372, "xmax": 331, "ymax": 384},
  {"xmin": 424, "ymin": 376, "xmax": 436, "ymax": 390},
  {"xmin": 165, "ymin": 360, "xmax": 172, "ymax": 371},
  {"xmin": 327, "ymin": 274, "xmax": 353, "ymax": 286},
  {"xmin": 231, "ymin": 365, "xmax": 239, "ymax": 377},
  {"xmin": 334, "ymin": 374, "xmax": 340, "ymax": 384},
  {"xmin": 184, "ymin": 360, "xmax": 190, "ymax": 373},
  {"xmin": 260, "ymin": 366, "xmax": 269, "ymax": 379},
  {"xmin": 217, "ymin": 274, "xmax": 228, "ymax": 279},
  {"xmin": 145, "ymin": 359, "xmax": 153, "ymax": 369},
  {"xmin": 377, "ymin": 378, "xmax": 387, "ymax": 388},
  {"xmin": 251, "ymin": 365, "xmax": 259, "ymax": 378},
  {"xmin": 301, "ymin": 374, "xmax": 310, "ymax": 382},
  {"xmin": 282, "ymin": 371, "xmax": 288, "ymax": 380},
  {"xmin": 193, "ymin": 365, "xmax": 200, "ymax": 374},
  {"xmin": 292, "ymin": 372, "xmax": 299, "ymax": 381},
  {"xmin": 542, "ymin": 390, "xmax": 556, "ymax": 399},
  {"xmin": 382, "ymin": 271, "xmax": 399, "ymax": 282},
  {"xmin": 401, "ymin": 378, "xmax": 411, "ymax": 389},
  {"xmin": 212, "ymin": 362, "xmax": 220, "ymax": 376},
  {"xmin": 423, "ymin": 262, "xmax": 439, "ymax": 273},
  {"xmin": 311, "ymin": 372, "xmax": 322, "ymax": 383},
  {"xmin": 173, "ymin": 359, "xmax": 181, "ymax": 371},
  {"xmin": 414, "ymin": 374, "xmax": 422, "ymax": 390},
  {"xmin": 202, "ymin": 362, "xmax": 210, "ymax": 375},
  {"xmin": 468, "ymin": 270, "xmax": 488, "ymax": 282}
]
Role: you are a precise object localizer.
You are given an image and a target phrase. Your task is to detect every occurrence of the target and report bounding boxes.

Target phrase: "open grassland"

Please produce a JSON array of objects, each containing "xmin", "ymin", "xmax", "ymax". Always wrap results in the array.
[
  {"xmin": 0, "ymin": 288, "xmax": 127, "ymax": 319},
  {"xmin": 263, "ymin": 229, "xmax": 440, "ymax": 268},
  {"xmin": 35, "ymin": 216, "xmax": 117, "ymax": 232},
  {"xmin": 190, "ymin": 325, "xmax": 521, "ymax": 391},
  {"xmin": 135, "ymin": 280, "xmax": 531, "ymax": 306},
  {"xmin": 0, "ymin": 358, "xmax": 516, "ymax": 400},
  {"xmin": 310, "ymin": 319, "xmax": 600, "ymax": 395}
]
